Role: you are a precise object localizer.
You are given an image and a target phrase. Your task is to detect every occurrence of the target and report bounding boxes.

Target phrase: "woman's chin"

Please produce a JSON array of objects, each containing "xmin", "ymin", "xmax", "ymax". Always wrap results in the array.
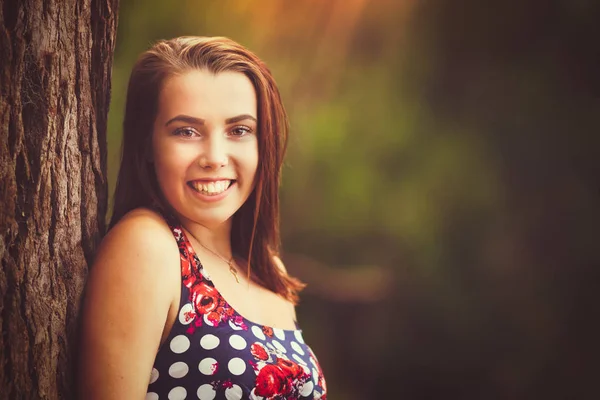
[{"xmin": 182, "ymin": 211, "xmax": 235, "ymax": 231}]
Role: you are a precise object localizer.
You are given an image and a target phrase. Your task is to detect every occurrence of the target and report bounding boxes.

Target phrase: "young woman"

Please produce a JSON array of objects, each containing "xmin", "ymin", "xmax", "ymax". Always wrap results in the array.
[{"xmin": 79, "ymin": 37, "xmax": 327, "ymax": 400}]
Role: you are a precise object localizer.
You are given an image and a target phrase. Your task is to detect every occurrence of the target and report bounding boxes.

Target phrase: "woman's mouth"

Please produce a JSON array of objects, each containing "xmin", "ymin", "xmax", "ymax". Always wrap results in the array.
[{"xmin": 188, "ymin": 180, "xmax": 234, "ymax": 196}]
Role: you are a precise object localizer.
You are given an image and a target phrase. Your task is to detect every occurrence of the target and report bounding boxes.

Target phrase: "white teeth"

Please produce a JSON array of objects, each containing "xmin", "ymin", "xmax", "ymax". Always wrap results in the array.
[{"xmin": 192, "ymin": 180, "xmax": 231, "ymax": 195}]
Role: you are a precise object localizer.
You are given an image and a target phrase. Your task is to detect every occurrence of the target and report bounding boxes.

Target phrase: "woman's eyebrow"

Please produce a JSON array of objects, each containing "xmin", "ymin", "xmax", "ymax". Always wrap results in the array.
[
  {"xmin": 225, "ymin": 114, "xmax": 257, "ymax": 124},
  {"xmin": 165, "ymin": 115, "xmax": 205, "ymax": 126},
  {"xmin": 165, "ymin": 114, "xmax": 257, "ymax": 126}
]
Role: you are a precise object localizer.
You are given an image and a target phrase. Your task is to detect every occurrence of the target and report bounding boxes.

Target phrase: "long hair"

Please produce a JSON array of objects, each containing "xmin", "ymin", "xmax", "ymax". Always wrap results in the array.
[{"xmin": 110, "ymin": 36, "xmax": 304, "ymax": 303}]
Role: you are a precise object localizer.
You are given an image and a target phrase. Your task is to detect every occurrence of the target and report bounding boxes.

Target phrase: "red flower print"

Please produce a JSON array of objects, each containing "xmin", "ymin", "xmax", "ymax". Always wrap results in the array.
[
  {"xmin": 277, "ymin": 358, "xmax": 304, "ymax": 380},
  {"xmin": 181, "ymin": 256, "xmax": 192, "ymax": 277},
  {"xmin": 251, "ymin": 343, "xmax": 269, "ymax": 361},
  {"xmin": 255, "ymin": 364, "xmax": 289, "ymax": 397},
  {"xmin": 191, "ymin": 282, "xmax": 219, "ymax": 315},
  {"xmin": 180, "ymin": 253, "xmax": 196, "ymax": 286},
  {"xmin": 183, "ymin": 310, "xmax": 195, "ymax": 321},
  {"xmin": 262, "ymin": 326, "xmax": 274, "ymax": 337}
]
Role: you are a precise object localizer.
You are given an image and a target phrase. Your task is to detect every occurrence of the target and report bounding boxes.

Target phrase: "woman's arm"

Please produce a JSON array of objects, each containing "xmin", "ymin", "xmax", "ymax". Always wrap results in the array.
[{"xmin": 78, "ymin": 209, "xmax": 180, "ymax": 399}]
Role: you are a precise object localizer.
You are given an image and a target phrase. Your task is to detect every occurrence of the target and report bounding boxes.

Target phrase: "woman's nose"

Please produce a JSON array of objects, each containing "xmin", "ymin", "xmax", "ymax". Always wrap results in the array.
[{"xmin": 198, "ymin": 136, "xmax": 228, "ymax": 169}]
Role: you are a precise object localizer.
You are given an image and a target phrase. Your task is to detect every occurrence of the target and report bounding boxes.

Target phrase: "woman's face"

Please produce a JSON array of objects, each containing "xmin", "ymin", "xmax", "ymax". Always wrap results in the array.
[{"xmin": 152, "ymin": 69, "xmax": 259, "ymax": 229}]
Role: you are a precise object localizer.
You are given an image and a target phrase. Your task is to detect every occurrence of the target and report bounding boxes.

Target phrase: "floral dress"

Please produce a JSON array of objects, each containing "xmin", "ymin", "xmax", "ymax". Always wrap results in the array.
[{"xmin": 146, "ymin": 224, "xmax": 327, "ymax": 400}]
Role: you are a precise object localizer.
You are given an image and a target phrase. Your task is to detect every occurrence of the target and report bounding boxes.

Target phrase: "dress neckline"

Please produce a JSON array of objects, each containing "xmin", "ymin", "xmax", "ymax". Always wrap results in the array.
[{"xmin": 177, "ymin": 226, "xmax": 302, "ymax": 334}]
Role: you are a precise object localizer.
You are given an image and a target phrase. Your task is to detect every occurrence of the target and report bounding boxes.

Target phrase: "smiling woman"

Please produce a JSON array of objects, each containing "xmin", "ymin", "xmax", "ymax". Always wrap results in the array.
[{"xmin": 78, "ymin": 37, "xmax": 327, "ymax": 400}]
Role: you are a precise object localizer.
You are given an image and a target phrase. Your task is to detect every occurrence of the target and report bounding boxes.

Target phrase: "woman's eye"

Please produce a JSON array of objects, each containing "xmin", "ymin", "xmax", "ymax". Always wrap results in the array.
[
  {"xmin": 174, "ymin": 127, "xmax": 197, "ymax": 138},
  {"xmin": 231, "ymin": 126, "xmax": 252, "ymax": 136}
]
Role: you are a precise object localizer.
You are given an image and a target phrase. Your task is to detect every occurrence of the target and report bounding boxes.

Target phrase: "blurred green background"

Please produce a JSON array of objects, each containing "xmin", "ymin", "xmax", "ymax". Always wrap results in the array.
[{"xmin": 107, "ymin": 0, "xmax": 599, "ymax": 398}]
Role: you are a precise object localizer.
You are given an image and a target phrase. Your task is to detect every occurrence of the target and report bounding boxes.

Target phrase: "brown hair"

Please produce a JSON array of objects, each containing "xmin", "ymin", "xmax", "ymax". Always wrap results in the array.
[{"xmin": 110, "ymin": 36, "xmax": 304, "ymax": 303}]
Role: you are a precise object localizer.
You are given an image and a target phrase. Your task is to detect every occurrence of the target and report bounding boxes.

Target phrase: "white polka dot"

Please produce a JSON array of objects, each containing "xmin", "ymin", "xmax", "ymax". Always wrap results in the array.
[
  {"xmin": 251, "ymin": 325, "xmax": 266, "ymax": 340},
  {"xmin": 168, "ymin": 386, "xmax": 187, "ymax": 400},
  {"xmin": 301, "ymin": 364, "xmax": 311, "ymax": 374},
  {"xmin": 229, "ymin": 334, "xmax": 247, "ymax": 350},
  {"xmin": 225, "ymin": 384, "xmax": 243, "ymax": 400},
  {"xmin": 271, "ymin": 339, "xmax": 287, "ymax": 353},
  {"xmin": 168, "ymin": 361, "xmax": 189, "ymax": 378},
  {"xmin": 199, "ymin": 358, "xmax": 219, "ymax": 375},
  {"xmin": 228, "ymin": 357, "xmax": 246, "ymax": 375},
  {"xmin": 294, "ymin": 330, "xmax": 305, "ymax": 344},
  {"xmin": 310, "ymin": 356, "xmax": 318, "ymax": 367},
  {"xmin": 149, "ymin": 368, "xmax": 159, "ymax": 384},
  {"xmin": 200, "ymin": 334, "xmax": 220, "ymax": 350},
  {"xmin": 170, "ymin": 335, "xmax": 190, "ymax": 354},
  {"xmin": 312, "ymin": 368, "xmax": 319, "ymax": 385},
  {"xmin": 197, "ymin": 383, "xmax": 216, "ymax": 400},
  {"xmin": 273, "ymin": 328, "xmax": 285, "ymax": 340},
  {"xmin": 292, "ymin": 354, "xmax": 307, "ymax": 365},
  {"xmin": 300, "ymin": 380, "xmax": 314, "ymax": 397},
  {"xmin": 229, "ymin": 320, "xmax": 244, "ymax": 330},
  {"xmin": 145, "ymin": 393, "xmax": 158, "ymax": 400},
  {"xmin": 291, "ymin": 341, "xmax": 305, "ymax": 355},
  {"xmin": 178, "ymin": 303, "xmax": 195, "ymax": 324}
]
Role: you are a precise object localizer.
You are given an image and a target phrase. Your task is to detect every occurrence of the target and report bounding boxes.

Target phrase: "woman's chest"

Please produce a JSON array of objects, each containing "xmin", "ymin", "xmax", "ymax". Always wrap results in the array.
[{"xmin": 201, "ymin": 267, "xmax": 297, "ymax": 331}]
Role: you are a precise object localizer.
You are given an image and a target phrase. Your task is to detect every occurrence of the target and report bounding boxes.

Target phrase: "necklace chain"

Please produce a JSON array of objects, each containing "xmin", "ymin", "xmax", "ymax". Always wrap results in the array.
[{"xmin": 196, "ymin": 241, "xmax": 240, "ymax": 284}]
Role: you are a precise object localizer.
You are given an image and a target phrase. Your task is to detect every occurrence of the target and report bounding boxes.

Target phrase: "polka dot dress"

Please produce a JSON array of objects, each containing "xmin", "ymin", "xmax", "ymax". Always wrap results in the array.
[{"xmin": 146, "ymin": 224, "xmax": 327, "ymax": 399}]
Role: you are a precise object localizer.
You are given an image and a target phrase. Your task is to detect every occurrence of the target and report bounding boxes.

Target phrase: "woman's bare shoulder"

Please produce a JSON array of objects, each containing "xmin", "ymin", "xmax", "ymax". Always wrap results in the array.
[
  {"xmin": 91, "ymin": 207, "xmax": 180, "ymax": 284},
  {"xmin": 103, "ymin": 208, "xmax": 175, "ymax": 250},
  {"xmin": 114, "ymin": 207, "xmax": 171, "ymax": 232},
  {"xmin": 91, "ymin": 206, "xmax": 180, "ymax": 292}
]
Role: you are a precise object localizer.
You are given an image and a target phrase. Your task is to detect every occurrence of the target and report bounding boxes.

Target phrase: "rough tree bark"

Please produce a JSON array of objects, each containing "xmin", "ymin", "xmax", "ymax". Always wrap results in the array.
[{"xmin": 0, "ymin": 0, "xmax": 118, "ymax": 398}]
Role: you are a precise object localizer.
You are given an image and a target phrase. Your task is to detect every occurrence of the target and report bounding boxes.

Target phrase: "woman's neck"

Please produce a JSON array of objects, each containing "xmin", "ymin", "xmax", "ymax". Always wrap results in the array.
[{"xmin": 178, "ymin": 215, "xmax": 233, "ymax": 258}]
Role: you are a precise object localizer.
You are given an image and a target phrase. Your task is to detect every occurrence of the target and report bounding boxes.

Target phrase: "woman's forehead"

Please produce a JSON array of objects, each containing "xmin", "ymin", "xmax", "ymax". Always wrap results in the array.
[{"xmin": 157, "ymin": 70, "xmax": 257, "ymax": 121}]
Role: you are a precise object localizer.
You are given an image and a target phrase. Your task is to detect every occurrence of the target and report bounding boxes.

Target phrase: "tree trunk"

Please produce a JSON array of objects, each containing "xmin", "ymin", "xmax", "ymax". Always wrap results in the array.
[{"xmin": 0, "ymin": 0, "xmax": 118, "ymax": 398}]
